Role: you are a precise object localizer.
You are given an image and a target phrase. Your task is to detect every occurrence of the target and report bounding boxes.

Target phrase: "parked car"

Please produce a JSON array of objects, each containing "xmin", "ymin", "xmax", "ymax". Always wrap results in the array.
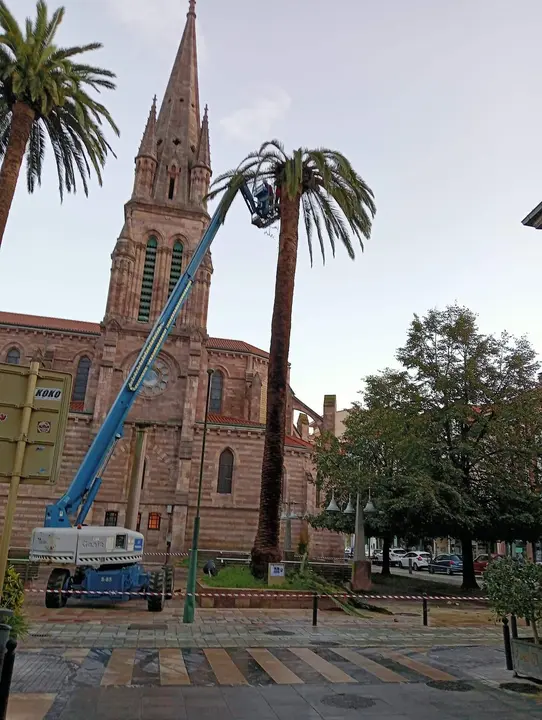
[
  {"xmin": 473, "ymin": 553, "xmax": 504, "ymax": 575},
  {"xmin": 428, "ymin": 554, "xmax": 463, "ymax": 575},
  {"xmin": 389, "ymin": 548, "xmax": 407, "ymax": 567},
  {"xmin": 399, "ymin": 551, "xmax": 431, "ymax": 571}
]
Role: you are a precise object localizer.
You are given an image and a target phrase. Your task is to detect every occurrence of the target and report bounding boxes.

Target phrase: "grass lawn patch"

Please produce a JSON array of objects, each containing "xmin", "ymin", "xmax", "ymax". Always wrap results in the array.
[{"xmin": 201, "ymin": 565, "xmax": 316, "ymax": 590}]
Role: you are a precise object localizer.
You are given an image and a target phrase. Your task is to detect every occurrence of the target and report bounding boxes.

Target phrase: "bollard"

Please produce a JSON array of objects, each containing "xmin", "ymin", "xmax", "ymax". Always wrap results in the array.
[
  {"xmin": 0, "ymin": 610, "xmax": 12, "ymax": 680},
  {"xmin": 312, "ymin": 593, "xmax": 318, "ymax": 627},
  {"xmin": 422, "ymin": 594, "xmax": 428, "ymax": 627},
  {"xmin": 0, "ymin": 638, "xmax": 16, "ymax": 720},
  {"xmin": 408, "ymin": 558, "xmax": 413, "ymax": 575},
  {"xmin": 502, "ymin": 617, "xmax": 513, "ymax": 671},
  {"xmin": 510, "ymin": 615, "xmax": 518, "ymax": 639}
]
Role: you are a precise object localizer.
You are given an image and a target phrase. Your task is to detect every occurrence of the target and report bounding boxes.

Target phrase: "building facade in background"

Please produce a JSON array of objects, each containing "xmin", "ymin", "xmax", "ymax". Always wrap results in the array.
[{"xmin": 0, "ymin": 2, "xmax": 342, "ymax": 559}]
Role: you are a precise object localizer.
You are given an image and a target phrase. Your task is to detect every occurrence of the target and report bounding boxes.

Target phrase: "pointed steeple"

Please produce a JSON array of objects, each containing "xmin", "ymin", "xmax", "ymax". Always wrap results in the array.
[
  {"xmin": 153, "ymin": 0, "xmax": 201, "ymax": 206},
  {"xmin": 195, "ymin": 104, "xmax": 211, "ymax": 170},
  {"xmin": 137, "ymin": 96, "xmax": 157, "ymax": 160}
]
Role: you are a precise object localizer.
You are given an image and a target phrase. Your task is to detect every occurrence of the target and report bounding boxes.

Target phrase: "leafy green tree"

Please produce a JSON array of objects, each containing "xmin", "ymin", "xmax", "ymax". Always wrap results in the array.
[
  {"xmin": 209, "ymin": 140, "xmax": 376, "ymax": 577},
  {"xmin": 484, "ymin": 557, "xmax": 542, "ymax": 644},
  {"xmin": 0, "ymin": 0, "xmax": 119, "ymax": 248},
  {"xmin": 397, "ymin": 305, "xmax": 542, "ymax": 589},
  {"xmin": 310, "ymin": 370, "xmax": 451, "ymax": 574}
]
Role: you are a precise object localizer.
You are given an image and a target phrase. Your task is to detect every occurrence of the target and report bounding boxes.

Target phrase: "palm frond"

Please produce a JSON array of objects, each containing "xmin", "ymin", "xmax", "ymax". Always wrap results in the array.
[
  {"xmin": 0, "ymin": 0, "xmax": 118, "ymax": 200},
  {"xmin": 208, "ymin": 140, "xmax": 376, "ymax": 264}
]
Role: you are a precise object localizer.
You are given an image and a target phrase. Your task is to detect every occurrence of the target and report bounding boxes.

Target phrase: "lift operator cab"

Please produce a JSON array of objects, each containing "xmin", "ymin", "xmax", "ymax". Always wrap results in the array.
[
  {"xmin": 249, "ymin": 181, "xmax": 281, "ymax": 228},
  {"xmin": 29, "ymin": 180, "xmax": 279, "ymax": 612}
]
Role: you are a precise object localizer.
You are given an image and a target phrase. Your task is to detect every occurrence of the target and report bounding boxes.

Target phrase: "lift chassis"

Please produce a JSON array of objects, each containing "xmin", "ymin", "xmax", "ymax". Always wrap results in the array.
[{"xmin": 29, "ymin": 181, "xmax": 279, "ymax": 611}]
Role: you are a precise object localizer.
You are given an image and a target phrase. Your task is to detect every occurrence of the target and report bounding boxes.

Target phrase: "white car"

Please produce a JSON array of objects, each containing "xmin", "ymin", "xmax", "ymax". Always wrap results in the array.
[
  {"xmin": 399, "ymin": 551, "xmax": 431, "ymax": 571},
  {"xmin": 389, "ymin": 548, "xmax": 407, "ymax": 567},
  {"xmin": 371, "ymin": 548, "xmax": 407, "ymax": 566}
]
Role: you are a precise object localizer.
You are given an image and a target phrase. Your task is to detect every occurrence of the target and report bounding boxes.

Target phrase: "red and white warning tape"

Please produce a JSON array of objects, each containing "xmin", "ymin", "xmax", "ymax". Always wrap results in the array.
[{"xmin": 23, "ymin": 588, "xmax": 487, "ymax": 601}]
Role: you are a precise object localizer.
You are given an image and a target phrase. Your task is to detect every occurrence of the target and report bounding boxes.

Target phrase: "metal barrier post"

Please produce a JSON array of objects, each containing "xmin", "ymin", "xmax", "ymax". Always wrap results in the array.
[
  {"xmin": 422, "ymin": 593, "xmax": 428, "ymax": 626},
  {"xmin": 312, "ymin": 593, "xmax": 318, "ymax": 627},
  {"xmin": 0, "ymin": 610, "xmax": 12, "ymax": 677},
  {"xmin": 510, "ymin": 615, "xmax": 518, "ymax": 639},
  {"xmin": 408, "ymin": 558, "xmax": 413, "ymax": 575},
  {"xmin": 502, "ymin": 617, "xmax": 513, "ymax": 671},
  {"xmin": 0, "ymin": 638, "xmax": 16, "ymax": 720}
]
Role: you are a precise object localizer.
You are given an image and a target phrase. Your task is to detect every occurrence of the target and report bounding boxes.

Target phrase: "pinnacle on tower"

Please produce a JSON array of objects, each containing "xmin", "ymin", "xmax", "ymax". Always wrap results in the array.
[
  {"xmin": 195, "ymin": 104, "xmax": 211, "ymax": 170},
  {"xmin": 137, "ymin": 96, "xmax": 157, "ymax": 160}
]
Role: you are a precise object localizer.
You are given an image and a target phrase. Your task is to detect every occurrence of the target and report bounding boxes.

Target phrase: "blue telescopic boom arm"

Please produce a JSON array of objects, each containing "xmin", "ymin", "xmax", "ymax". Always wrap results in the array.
[{"xmin": 45, "ymin": 191, "xmax": 243, "ymax": 528}]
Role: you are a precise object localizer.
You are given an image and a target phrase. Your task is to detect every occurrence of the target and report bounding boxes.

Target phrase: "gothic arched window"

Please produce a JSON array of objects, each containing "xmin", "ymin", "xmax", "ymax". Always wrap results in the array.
[
  {"xmin": 6, "ymin": 347, "xmax": 20, "ymax": 365},
  {"xmin": 217, "ymin": 449, "xmax": 234, "ymax": 494},
  {"xmin": 168, "ymin": 241, "xmax": 183, "ymax": 297},
  {"xmin": 209, "ymin": 370, "xmax": 224, "ymax": 413},
  {"xmin": 138, "ymin": 236, "xmax": 158, "ymax": 322},
  {"xmin": 72, "ymin": 356, "xmax": 91, "ymax": 403}
]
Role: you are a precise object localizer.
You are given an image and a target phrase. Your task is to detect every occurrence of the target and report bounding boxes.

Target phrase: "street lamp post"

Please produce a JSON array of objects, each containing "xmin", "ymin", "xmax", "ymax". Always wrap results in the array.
[
  {"xmin": 327, "ymin": 485, "xmax": 375, "ymax": 591},
  {"xmin": 183, "ymin": 368, "xmax": 214, "ymax": 624},
  {"xmin": 281, "ymin": 500, "xmax": 298, "ymax": 558}
]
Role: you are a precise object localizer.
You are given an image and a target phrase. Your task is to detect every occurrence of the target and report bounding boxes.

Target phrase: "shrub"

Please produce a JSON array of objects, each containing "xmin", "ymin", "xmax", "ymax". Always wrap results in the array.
[
  {"xmin": 484, "ymin": 557, "xmax": 542, "ymax": 644},
  {"xmin": 1, "ymin": 565, "xmax": 28, "ymax": 639}
]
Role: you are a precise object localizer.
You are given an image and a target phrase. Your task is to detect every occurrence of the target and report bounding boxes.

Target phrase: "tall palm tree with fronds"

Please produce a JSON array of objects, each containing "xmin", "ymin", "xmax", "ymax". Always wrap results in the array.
[
  {"xmin": 0, "ymin": 0, "xmax": 119, "ymax": 248},
  {"xmin": 209, "ymin": 140, "xmax": 376, "ymax": 577}
]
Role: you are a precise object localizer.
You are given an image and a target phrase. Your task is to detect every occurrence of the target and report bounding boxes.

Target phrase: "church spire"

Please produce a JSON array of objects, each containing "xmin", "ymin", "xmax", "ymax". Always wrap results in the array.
[{"xmin": 153, "ymin": 0, "xmax": 201, "ymax": 206}]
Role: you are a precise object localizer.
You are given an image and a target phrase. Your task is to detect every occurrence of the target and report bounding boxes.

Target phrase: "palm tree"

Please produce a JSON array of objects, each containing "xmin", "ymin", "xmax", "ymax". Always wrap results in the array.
[
  {"xmin": 209, "ymin": 140, "xmax": 376, "ymax": 577},
  {"xmin": 0, "ymin": 0, "xmax": 119, "ymax": 248}
]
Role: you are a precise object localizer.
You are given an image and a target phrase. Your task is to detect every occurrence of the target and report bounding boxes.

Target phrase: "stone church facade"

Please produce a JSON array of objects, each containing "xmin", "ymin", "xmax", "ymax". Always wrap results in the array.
[{"xmin": 0, "ymin": 1, "xmax": 342, "ymax": 560}]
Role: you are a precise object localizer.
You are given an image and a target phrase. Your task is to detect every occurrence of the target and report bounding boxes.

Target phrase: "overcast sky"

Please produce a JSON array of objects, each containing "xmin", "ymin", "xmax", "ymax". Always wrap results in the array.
[{"xmin": 2, "ymin": 0, "xmax": 542, "ymax": 412}]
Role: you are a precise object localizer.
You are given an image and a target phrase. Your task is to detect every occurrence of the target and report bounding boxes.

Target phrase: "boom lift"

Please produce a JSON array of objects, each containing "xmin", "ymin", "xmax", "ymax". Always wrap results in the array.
[{"xmin": 29, "ymin": 181, "xmax": 279, "ymax": 611}]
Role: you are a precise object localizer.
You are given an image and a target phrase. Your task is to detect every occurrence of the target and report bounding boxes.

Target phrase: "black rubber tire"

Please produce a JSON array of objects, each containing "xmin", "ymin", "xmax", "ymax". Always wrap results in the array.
[
  {"xmin": 429, "ymin": 566, "xmax": 434, "ymax": 574},
  {"xmin": 163, "ymin": 566, "xmax": 175, "ymax": 600},
  {"xmin": 413, "ymin": 563, "xmax": 418, "ymax": 571},
  {"xmin": 147, "ymin": 570, "xmax": 165, "ymax": 612},
  {"xmin": 45, "ymin": 568, "xmax": 70, "ymax": 609},
  {"xmin": 447, "ymin": 568, "xmax": 453, "ymax": 576}
]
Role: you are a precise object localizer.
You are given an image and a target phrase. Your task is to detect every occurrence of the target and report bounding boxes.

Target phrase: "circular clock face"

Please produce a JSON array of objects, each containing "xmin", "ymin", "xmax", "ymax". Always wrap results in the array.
[{"xmin": 141, "ymin": 358, "xmax": 169, "ymax": 397}]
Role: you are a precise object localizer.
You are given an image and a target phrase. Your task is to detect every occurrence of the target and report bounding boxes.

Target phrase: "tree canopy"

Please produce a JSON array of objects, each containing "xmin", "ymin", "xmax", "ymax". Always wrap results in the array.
[{"xmin": 311, "ymin": 305, "xmax": 542, "ymax": 589}]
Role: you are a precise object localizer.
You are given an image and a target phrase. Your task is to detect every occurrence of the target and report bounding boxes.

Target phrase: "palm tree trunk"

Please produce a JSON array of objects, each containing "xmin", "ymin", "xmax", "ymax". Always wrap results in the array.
[
  {"xmin": 251, "ymin": 190, "xmax": 301, "ymax": 578},
  {"xmin": 0, "ymin": 102, "xmax": 35, "ymax": 249}
]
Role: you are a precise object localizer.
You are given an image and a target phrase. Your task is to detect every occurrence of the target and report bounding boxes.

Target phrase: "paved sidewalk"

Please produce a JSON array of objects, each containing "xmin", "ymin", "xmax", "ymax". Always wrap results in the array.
[{"xmin": 20, "ymin": 605, "xmax": 501, "ymax": 650}]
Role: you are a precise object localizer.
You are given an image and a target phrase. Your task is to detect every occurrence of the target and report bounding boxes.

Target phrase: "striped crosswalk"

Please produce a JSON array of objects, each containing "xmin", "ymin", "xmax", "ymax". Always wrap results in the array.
[
  {"xmin": 10, "ymin": 645, "xmax": 457, "ymax": 693},
  {"xmin": 7, "ymin": 646, "xmax": 542, "ymax": 720}
]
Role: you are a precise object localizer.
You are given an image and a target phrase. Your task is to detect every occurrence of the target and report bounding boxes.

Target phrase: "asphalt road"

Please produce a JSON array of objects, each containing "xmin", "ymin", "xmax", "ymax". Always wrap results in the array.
[{"xmin": 376, "ymin": 565, "xmax": 465, "ymax": 586}]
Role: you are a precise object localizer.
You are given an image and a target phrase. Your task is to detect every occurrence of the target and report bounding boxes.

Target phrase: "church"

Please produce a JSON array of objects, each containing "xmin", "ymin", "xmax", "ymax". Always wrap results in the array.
[{"xmin": 0, "ymin": 1, "xmax": 342, "ymax": 560}]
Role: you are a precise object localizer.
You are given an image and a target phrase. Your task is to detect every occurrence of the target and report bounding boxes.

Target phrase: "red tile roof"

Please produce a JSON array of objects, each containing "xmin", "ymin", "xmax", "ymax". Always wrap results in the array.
[
  {"xmin": 207, "ymin": 337, "xmax": 269, "ymax": 358},
  {"xmin": 0, "ymin": 311, "xmax": 100, "ymax": 335},
  {"xmin": 204, "ymin": 413, "xmax": 312, "ymax": 449},
  {"xmin": 0, "ymin": 312, "xmax": 269, "ymax": 357}
]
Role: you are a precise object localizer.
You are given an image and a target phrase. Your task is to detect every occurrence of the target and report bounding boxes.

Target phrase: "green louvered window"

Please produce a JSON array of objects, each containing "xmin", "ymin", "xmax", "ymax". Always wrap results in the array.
[
  {"xmin": 138, "ymin": 237, "xmax": 158, "ymax": 322},
  {"xmin": 168, "ymin": 242, "xmax": 183, "ymax": 297}
]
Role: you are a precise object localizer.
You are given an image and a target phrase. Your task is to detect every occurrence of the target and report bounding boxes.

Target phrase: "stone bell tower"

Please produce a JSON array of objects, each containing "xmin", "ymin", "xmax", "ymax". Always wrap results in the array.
[{"xmin": 104, "ymin": 0, "xmax": 212, "ymax": 331}]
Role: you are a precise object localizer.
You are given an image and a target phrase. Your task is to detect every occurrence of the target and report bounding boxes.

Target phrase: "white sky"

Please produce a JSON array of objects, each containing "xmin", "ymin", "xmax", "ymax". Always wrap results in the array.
[{"xmin": 2, "ymin": 0, "xmax": 542, "ymax": 412}]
